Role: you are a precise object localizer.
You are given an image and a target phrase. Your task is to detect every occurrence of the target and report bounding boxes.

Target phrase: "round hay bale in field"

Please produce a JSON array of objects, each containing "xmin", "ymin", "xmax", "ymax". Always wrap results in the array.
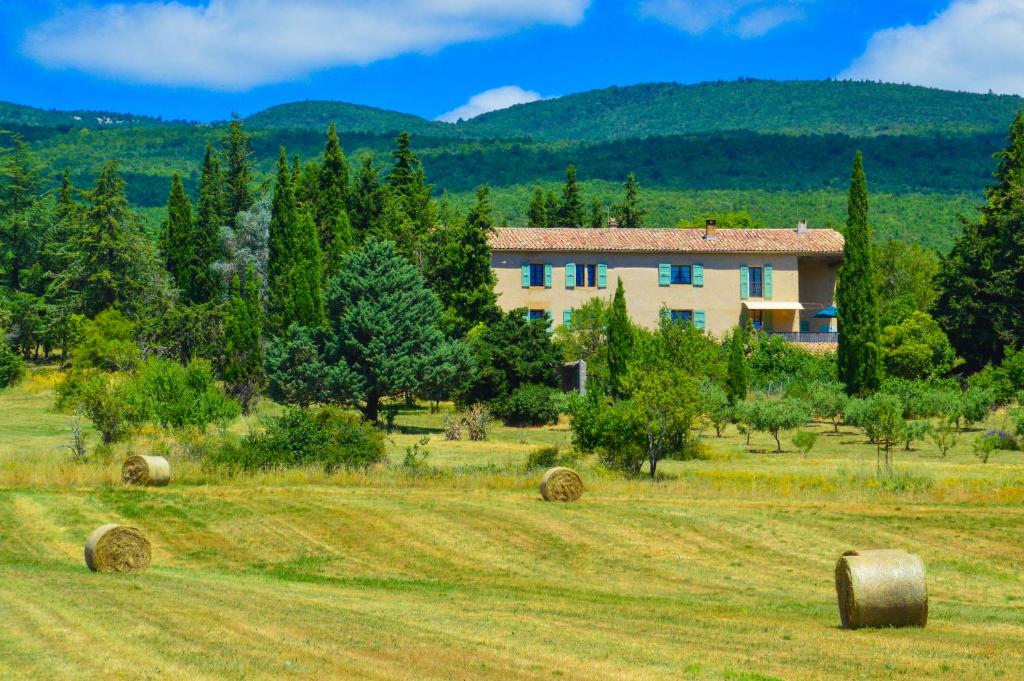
[
  {"xmin": 835, "ymin": 549, "xmax": 928, "ymax": 629},
  {"xmin": 121, "ymin": 455, "xmax": 171, "ymax": 487},
  {"xmin": 540, "ymin": 467, "xmax": 583, "ymax": 502},
  {"xmin": 84, "ymin": 524, "xmax": 152, "ymax": 573}
]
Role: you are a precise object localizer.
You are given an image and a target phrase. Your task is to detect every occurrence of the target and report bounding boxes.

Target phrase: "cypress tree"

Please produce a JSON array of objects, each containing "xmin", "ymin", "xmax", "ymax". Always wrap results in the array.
[
  {"xmin": 616, "ymin": 172, "xmax": 646, "ymax": 228},
  {"xmin": 189, "ymin": 146, "xmax": 226, "ymax": 303},
  {"xmin": 527, "ymin": 185, "xmax": 547, "ymax": 227},
  {"xmin": 267, "ymin": 148, "xmax": 297, "ymax": 334},
  {"xmin": 160, "ymin": 174, "xmax": 194, "ymax": 291},
  {"xmin": 937, "ymin": 111, "xmax": 1024, "ymax": 368},
  {"xmin": 288, "ymin": 211, "xmax": 325, "ymax": 328},
  {"xmin": 387, "ymin": 131, "xmax": 434, "ymax": 232},
  {"xmin": 223, "ymin": 268, "xmax": 265, "ymax": 413},
  {"xmin": 606, "ymin": 278, "xmax": 633, "ymax": 400},
  {"xmin": 836, "ymin": 152, "xmax": 882, "ymax": 395},
  {"xmin": 350, "ymin": 156, "xmax": 384, "ymax": 242},
  {"xmin": 316, "ymin": 122, "xmax": 354, "ymax": 278},
  {"xmin": 726, "ymin": 326, "xmax": 748, "ymax": 404},
  {"xmin": 426, "ymin": 186, "xmax": 500, "ymax": 337},
  {"xmin": 559, "ymin": 164, "xmax": 584, "ymax": 227},
  {"xmin": 543, "ymin": 190, "xmax": 560, "ymax": 228},
  {"xmin": 589, "ymin": 198, "xmax": 604, "ymax": 228},
  {"xmin": 222, "ymin": 113, "xmax": 254, "ymax": 228}
]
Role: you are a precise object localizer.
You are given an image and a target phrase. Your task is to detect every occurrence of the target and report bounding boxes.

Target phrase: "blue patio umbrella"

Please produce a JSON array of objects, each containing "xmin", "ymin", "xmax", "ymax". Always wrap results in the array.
[{"xmin": 813, "ymin": 306, "xmax": 838, "ymax": 318}]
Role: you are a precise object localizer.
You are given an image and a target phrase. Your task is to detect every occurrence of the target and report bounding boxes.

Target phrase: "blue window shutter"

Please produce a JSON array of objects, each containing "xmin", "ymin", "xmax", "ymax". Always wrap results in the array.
[
  {"xmin": 764, "ymin": 264, "xmax": 773, "ymax": 300},
  {"xmin": 565, "ymin": 262, "xmax": 576, "ymax": 289},
  {"xmin": 694, "ymin": 263, "xmax": 704, "ymax": 287},
  {"xmin": 563, "ymin": 309, "xmax": 572, "ymax": 327},
  {"xmin": 694, "ymin": 310, "xmax": 706, "ymax": 330},
  {"xmin": 544, "ymin": 263, "xmax": 552, "ymax": 288},
  {"xmin": 521, "ymin": 264, "xmax": 531, "ymax": 288},
  {"xmin": 597, "ymin": 263, "xmax": 607, "ymax": 289},
  {"xmin": 658, "ymin": 263, "xmax": 670, "ymax": 286},
  {"xmin": 740, "ymin": 265, "xmax": 750, "ymax": 300}
]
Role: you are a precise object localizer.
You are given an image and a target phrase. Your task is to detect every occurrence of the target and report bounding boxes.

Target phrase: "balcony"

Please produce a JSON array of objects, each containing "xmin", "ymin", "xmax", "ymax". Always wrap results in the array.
[{"xmin": 767, "ymin": 331, "xmax": 839, "ymax": 343}]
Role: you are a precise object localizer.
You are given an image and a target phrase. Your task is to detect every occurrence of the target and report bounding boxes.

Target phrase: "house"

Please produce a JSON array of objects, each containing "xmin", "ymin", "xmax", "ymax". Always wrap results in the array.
[{"xmin": 489, "ymin": 220, "xmax": 844, "ymax": 341}]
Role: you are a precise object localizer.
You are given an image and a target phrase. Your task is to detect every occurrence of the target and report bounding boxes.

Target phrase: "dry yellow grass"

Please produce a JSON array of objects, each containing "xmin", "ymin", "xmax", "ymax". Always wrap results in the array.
[{"xmin": 0, "ymin": 373, "xmax": 1022, "ymax": 680}]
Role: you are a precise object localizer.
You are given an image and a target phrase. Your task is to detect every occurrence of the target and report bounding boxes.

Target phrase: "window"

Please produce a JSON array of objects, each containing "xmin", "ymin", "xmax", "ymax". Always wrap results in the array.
[
  {"xmin": 575, "ymin": 263, "xmax": 597, "ymax": 288},
  {"xmin": 750, "ymin": 310, "xmax": 763, "ymax": 330},
  {"xmin": 671, "ymin": 265, "xmax": 692, "ymax": 285},
  {"xmin": 528, "ymin": 309, "xmax": 546, "ymax": 321},
  {"xmin": 529, "ymin": 263, "xmax": 545, "ymax": 287},
  {"xmin": 749, "ymin": 266, "xmax": 764, "ymax": 298},
  {"xmin": 670, "ymin": 309, "xmax": 693, "ymax": 324}
]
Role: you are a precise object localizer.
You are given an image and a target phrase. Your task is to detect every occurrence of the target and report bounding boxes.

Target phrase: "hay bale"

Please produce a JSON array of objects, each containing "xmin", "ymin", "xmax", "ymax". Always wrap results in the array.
[
  {"xmin": 84, "ymin": 524, "xmax": 152, "ymax": 573},
  {"xmin": 835, "ymin": 549, "xmax": 928, "ymax": 629},
  {"xmin": 122, "ymin": 455, "xmax": 170, "ymax": 486},
  {"xmin": 540, "ymin": 466, "xmax": 583, "ymax": 502}
]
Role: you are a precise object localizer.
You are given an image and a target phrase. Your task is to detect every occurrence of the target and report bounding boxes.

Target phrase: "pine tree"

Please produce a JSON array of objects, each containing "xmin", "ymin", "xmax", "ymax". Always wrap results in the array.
[
  {"xmin": 559, "ymin": 164, "xmax": 584, "ymax": 227},
  {"xmin": 543, "ymin": 190, "xmax": 560, "ymax": 228},
  {"xmin": 189, "ymin": 146, "xmax": 226, "ymax": 303},
  {"xmin": 615, "ymin": 172, "xmax": 646, "ymax": 228},
  {"xmin": 267, "ymin": 148, "xmax": 297, "ymax": 334},
  {"xmin": 0, "ymin": 133, "xmax": 43, "ymax": 290},
  {"xmin": 160, "ymin": 174, "xmax": 194, "ymax": 291},
  {"xmin": 726, "ymin": 326, "xmax": 748, "ymax": 404},
  {"xmin": 527, "ymin": 186, "xmax": 547, "ymax": 227},
  {"xmin": 316, "ymin": 122, "xmax": 354, "ymax": 278},
  {"xmin": 589, "ymin": 198, "xmax": 604, "ymax": 228},
  {"xmin": 223, "ymin": 268, "xmax": 265, "ymax": 413},
  {"xmin": 387, "ymin": 131, "xmax": 434, "ymax": 231},
  {"xmin": 836, "ymin": 152, "xmax": 882, "ymax": 395},
  {"xmin": 222, "ymin": 113, "xmax": 254, "ymax": 228},
  {"xmin": 606, "ymin": 278, "xmax": 633, "ymax": 400},
  {"xmin": 937, "ymin": 111, "xmax": 1024, "ymax": 368},
  {"xmin": 426, "ymin": 186, "xmax": 500, "ymax": 337}
]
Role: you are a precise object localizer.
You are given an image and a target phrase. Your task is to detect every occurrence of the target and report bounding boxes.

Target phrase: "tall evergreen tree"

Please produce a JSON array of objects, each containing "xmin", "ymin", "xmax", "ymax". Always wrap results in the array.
[
  {"xmin": 189, "ymin": 146, "xmax": 226, "ymax": 303},
  {"xmin": 559, "ymin": 164, "xmax": 584, "ymax": 227},
  {"xmin": 0, "ymin": 133, "xmax": 43, "ymax": 290},
  {"xmin": 937, "ymin": 111, "xmax": 1024, "ymax": 368},
  {"xmin": 589, "ymin": 198, "xmax": 604, "ymax": 228},
  {"xmin": 615, "ymin": 172, "xmax": 646, "ymax": 228},
  {"xmin": 160, "ymin": 174, "xmax": 194, "ymax": 291},
  {"xmin": 543, "ymin": 190, "xmax": 560, "ymax": 228},
  {"xmin": 836, "ymin": 152, "xmax": 882, "ymax": 395},
  {"xmin": 267, "ymin": 148, "xmax": 298, "ymax": 333},
  {"xmin": 223, "ymin": 268, "xmax": 265, "ymax": 413},
  {"xmin": 527, "ymin": 185, "xmax": 547, "ymax": 227},
  {"xmin": 426, "ymin": 186, "xmax": 500, "ymax": 337},
  {"xmin": 350, "ymin": 156, "xmax": 385, "ymax": 242},
  {"xmin": 387, "ymin": 131, "xmax": 434, "ymax": 232},
  {"xmin": 222, "ymin": 113, "xmax": 254, "ymax": 228},
  {"xmin": 316, "ymin": 122, "xmax": 354, "ymax": 278},
  {"xmin": 606, "ymin": 278, "xmax": 633, "ymax": 400},
  {"xmin": 288, "ymin": 211, "xmax": 325, "ymax": 328}
]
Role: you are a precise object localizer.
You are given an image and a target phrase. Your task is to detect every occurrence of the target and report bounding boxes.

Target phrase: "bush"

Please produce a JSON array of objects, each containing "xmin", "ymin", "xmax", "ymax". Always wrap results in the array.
[
  {"xmin": 792, "ymin": 430, "xmax": 818, "ymax": 456},
  {"xmin": 75, "ymin": 371, "xmax": 144, "ymax": 444},
  {"xmin": 980, "ymin": 430, "xmax": 1018, "ymax": 451},
  {"xmin": 880, "ymin": 311, "xmax": 959, "ymax": 379},
  {"xmin": 902, "ymin": 419, "xmax": 932, "ymax": 451},
  {"xmin": 525, "ymin": 445, "xmax": 561, "ymax": 470},
  {"xmin": 567, "ymin": 389, "xmax": 604, "ymax": 453},
  {"xmin": 443, "ymin": 413, "xmax": 462, "ymax": 441},
  {"xmin": 462, "ymin": 403, "xmax": 491, "ymax": 441},
  {"xmin": 0, "ymin": 339, "xmax": 25, "ymax": 389},
  {"xmin": 929, "ymin": 418, "xmax": 959, "ymax": 457},
  {"xmin": 496, "ymin": 383, "xmax": 561, "ymax": 427},
  {"xmin": 132, "ymin": 357, "xmax": 240, "ymax": 430},
  {"xmin": 72, "ymin": 309, "xmax": 139, "ymax": 371},
  {"xmin": 748, "ymin": 334, "xmax": 833, "ymax": 392},
  {"xmin": 700, "ymin": 381, "xmax": 732, "ymax": 437},
  {"xmin": 206, "ymin": 407, "xmax": 386, "ymax": 473},
  {"xmin": 973, "ymin": 434, "xmax": 999, "ymax": 463}
]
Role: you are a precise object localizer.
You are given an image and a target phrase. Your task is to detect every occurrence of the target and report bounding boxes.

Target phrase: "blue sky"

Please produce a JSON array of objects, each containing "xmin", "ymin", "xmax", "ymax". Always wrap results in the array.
[{"xmin": 1, "ymin": 1, "xmax": 1019, "ymax": 123}]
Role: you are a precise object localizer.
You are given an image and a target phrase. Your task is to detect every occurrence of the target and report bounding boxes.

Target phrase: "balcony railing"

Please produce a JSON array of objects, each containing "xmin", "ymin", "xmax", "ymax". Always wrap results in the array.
[{"xmin": 768, "ymin": 331, "xmax": 839, "ymax": 343}]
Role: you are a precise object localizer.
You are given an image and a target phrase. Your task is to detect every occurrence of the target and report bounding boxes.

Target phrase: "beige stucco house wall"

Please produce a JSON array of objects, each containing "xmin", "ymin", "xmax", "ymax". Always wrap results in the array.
[{"xmin": 490, "ymin": 226, "xmax": 843, "ymax": 338}]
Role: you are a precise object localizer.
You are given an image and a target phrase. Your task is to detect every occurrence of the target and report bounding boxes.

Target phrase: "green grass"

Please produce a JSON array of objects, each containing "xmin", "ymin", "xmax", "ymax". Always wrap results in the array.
[{"xmin": 1, "ymin": 370, "xmax": 1023, "ymax": 680}]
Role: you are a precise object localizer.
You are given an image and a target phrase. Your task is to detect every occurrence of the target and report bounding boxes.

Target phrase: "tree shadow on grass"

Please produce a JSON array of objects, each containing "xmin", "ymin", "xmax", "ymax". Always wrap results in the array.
[{"xmin": 389, "ymin": 424, "xmax": 444, "ymax": 436}]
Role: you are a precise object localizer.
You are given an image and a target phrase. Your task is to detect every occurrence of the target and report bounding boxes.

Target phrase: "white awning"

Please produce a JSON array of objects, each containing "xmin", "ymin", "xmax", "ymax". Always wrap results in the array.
[{"xmin": 742, "ymin": 301, "xmax": 804, "ymax": 311}]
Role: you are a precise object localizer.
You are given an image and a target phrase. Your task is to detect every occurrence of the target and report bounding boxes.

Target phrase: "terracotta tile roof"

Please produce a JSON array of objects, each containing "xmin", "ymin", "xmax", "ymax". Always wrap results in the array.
[{"xmin": 489, "ymin": 227, "xmax": 844, "ymax": 255}]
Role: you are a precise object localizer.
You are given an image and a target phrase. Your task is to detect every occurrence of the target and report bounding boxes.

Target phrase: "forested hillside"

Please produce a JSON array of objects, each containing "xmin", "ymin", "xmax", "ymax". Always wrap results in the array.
[{"xmin": 2, "ymin": 79, "xmax": 1017, "ymax": 250}]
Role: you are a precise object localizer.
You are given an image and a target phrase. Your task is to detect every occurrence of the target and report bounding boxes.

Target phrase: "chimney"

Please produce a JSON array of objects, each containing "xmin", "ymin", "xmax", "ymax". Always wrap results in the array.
[
  {"xmin": 796, "ymin": 219, "xmax": 808, "ymax": 234},
  {"xmin": 607, "ymin": 216, "xmax": 619, "ymax": 229},
  {"xmin": 704, "ymin": 218, "xmax": 718, "ymax": 239}
]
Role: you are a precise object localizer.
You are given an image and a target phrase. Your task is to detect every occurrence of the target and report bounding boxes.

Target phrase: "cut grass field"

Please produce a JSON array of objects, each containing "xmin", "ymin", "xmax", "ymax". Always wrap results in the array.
[{"xmin": 1, "ymin": 369, "xmax": 1023, "ymax": 680}]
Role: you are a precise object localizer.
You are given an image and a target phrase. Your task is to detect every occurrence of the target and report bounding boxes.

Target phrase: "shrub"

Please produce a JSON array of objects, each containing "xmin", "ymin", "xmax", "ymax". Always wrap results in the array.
[
  {"xmin": 957, "ymin": 387, "xmax": 996, "ymax": 429},
  {"xmin": 902, "ymin": 419, "xmax": 932, "ymax": 451},
  {"xmin": 700, "ymin": 381, "xmax": 732, "ymax": 437},
  {"xmin": 792, "ymin": 430, "xmax": 818, "ymax": 456},
  {"xmin": 72, "ymin": 309, "xmax": 139, "ymax": 371},
  {"xmin": 1011, "ymin": 408, "xmax": 1024, "ymax": 439},
  {"xmin": 462, "ymin": 403, "xmax": 492, "ymax": 441},
  {"xmin": 496, "ymin": 383, "xmax": 561, "ymax": 427},
  {"xmin": 856, "ymin": 394, "xmax": 906, "ymax": 474},
  {"xmin": 880, "ymin": 311, "xmax": 959, "ymax": 379},
  {"xmin": 929, "ymin": 418, "xmax": 959, "ymax": 457},
  {"xmin": 206, "ymin": 407, "xmax": 386, "ymax": 473},
  {"xmin": 0, "ymin": 339, "xmax": 25, "ymax": 389},
  {"xmin": 843, "ymin": 397, "xmax": 873, "ymax": 437},
  {"xmin": 973, "ymin": 434, "xmax": 999, "ymax": 464},
  {"xmin": 525, "ymin": 445, "xmax": 561, "ymax": 470},
  {"xmin": 740, "ymin": 397, "xmax": 811, "ymax": 452},
  {"xmin": 132, "ymin": 357, "xmax": 240, "ymax": 430},
  {"xmin": 981, "ymin": 430, "xmax": 1018, "ymax": 451},
  {"xmin": 593, "ymin": 399, "xmax": 646, "ymax": 475},
  {"xmin": 75, "ymin": 371, "xmax": 144, "ymax": 444},
  {"xmin": 443, "ymin": 413, "xmax": 462, "ymax": 441},
  {"xmin": 567, "ymin": 389, "xmax": 604, "ymax": 453}
]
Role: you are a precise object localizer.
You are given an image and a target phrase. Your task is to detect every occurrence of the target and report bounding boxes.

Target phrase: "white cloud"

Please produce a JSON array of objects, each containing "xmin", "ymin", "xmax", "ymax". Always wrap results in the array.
[
  {"xmin": 22, "ymin": 0, "xmax": 591, "ymax": 91},
  {"xmin": 436, "ymin": 85, "xmax": 542, "ymax": 122},
  {"xmin": 640, "ymin": 0, "xmax": 809, "ymax": 36},
  {"xmin": 841, "ymin": 0, "xmax": 1024, "ymax": 95}
]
